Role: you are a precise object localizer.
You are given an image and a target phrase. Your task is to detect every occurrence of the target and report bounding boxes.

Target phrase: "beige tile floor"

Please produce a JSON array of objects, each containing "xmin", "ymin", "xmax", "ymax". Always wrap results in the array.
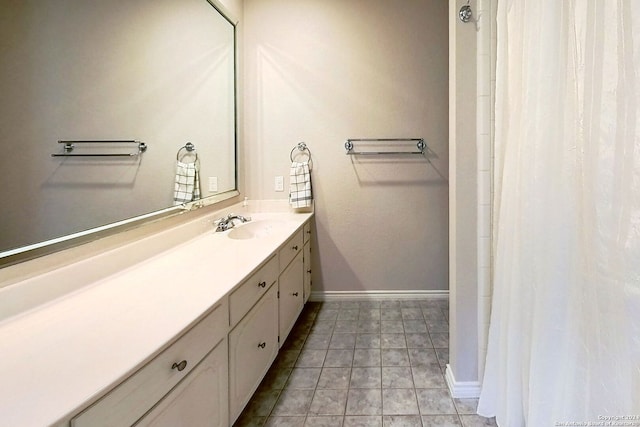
[{"xmin": 234, "ymin": 299, "xmax": 497, "ymax": 427}]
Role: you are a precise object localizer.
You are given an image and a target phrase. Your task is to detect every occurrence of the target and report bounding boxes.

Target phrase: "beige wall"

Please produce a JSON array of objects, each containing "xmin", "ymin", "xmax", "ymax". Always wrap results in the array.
[{"xmin": 243, "ymin": 0, "xmax": 449, "ymax": 294}]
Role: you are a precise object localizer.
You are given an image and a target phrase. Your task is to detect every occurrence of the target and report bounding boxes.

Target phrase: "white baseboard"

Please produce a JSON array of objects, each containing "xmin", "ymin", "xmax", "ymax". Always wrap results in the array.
[
  {"xmin": 445, "ymin": 364, "xmax": 481, "ymax": 398},
  {"xmin": 309, "ymin": 290, "xmax": 449, "ymax": 302}
]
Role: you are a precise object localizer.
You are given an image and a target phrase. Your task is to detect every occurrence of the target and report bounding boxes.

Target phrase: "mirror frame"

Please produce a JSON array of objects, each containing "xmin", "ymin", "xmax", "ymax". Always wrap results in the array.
[{"xmin": 0, "ymin": 0, "xmax": 240, "ymax": 269}]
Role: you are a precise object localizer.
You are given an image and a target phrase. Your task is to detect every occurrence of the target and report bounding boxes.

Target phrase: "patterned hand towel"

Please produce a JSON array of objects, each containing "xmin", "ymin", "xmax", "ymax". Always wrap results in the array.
[
  {"xmin": 173, "ymin": 161, "xmax": 201, "ymax": 205},
  {"xmin": 289, "ymin": 161, "xmax": 312, "ymax": 208}
]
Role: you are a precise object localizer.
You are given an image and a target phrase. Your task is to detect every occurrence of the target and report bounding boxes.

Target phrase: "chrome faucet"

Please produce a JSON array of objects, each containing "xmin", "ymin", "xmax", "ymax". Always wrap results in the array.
[{"xmin": 215, "ymin": 213, "xmax": 251, "ymax": 232}]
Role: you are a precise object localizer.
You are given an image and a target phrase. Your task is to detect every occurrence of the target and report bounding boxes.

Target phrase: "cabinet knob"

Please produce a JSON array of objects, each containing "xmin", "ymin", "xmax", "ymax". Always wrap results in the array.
[
  {"xmin": 258, "ymin": 281, "xmax": 266, "ymax": 288},
  {"xmin": 292, "ymin": 292, "xmax": 299, "ymax": 297},
  {"xmin": 258, "ymin": 342, "xmax": 266, "ymax": 349},
  {"xmin": 307, "ymin": 269, "xmax": 312, "ymax": 274},
  {"xmin": 171, "ymin": 360, "xmax": 188, "ymax": 372},
  {"xmin": 292, "ymin": 245, "xmax": 298, "ymax": 251}
]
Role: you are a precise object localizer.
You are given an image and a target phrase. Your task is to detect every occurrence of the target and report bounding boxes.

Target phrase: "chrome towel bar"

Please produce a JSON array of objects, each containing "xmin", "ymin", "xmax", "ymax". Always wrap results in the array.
[
  {"xmin": 344, "ymin": 138, "xmax": 426, "ymax": 155},
  {"xmin": 52, "ymin": 140, "xmax": 147, "ymax": 157}
]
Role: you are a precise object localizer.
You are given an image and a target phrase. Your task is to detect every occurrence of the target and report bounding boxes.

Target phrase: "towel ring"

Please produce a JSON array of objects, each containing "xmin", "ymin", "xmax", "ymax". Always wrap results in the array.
[
  {"xmin": 177, "ymin": 142, "xmax": 198, "ymax": 163},
  {"xmin": 290, "ymin": 142, "xmax": 313, "ymax": 170}
]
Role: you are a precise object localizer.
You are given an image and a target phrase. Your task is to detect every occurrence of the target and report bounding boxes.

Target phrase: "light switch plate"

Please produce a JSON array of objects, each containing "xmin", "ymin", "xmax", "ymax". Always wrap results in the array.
[{"xmin": 275, "ymin": 176, "xmax": 284, "ymax": 192}]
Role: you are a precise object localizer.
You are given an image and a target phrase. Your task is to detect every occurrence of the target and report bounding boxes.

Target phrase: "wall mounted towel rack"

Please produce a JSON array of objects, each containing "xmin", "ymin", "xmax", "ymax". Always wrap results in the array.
[
  {"xmin": 176, "ymin": 142, "xmax": 198, "ymax": 162},
  {"xmin": 344, "ymin": 138, "xmax": 425, "ymax": 155},
  {"xmin": 290, "ymin": 141, "xmax": 313, "ymax": 170},
  {"xmin": 51, "ymin": 140, "xmax": 147, "ymax": 157}
]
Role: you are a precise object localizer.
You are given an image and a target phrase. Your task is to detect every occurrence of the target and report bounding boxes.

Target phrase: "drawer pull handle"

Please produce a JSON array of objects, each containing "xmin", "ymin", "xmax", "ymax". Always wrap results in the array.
[
  {"xmin": 172, "ymin": 360, "xmax": 188, "ymax": 372},
  {"xmin": 258, "ymin": 281, "xmax": 267, "ymax": 288},
  {"xmin": 258, "ymin": 342, "xmax": 266, "ymax": 349},
  {"xmin": 292, "ymin": 245, "xmax": 298, "ymax": 251},
  {"xmin": 292, "ymin": 292, "xmax": 299, "ymax": 297}
]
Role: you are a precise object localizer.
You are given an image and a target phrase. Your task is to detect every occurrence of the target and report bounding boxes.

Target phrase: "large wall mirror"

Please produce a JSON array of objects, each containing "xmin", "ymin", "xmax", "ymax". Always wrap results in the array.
[{"xmin": 0, "ymin": 0, "xmax": 238, "ymax": 266}]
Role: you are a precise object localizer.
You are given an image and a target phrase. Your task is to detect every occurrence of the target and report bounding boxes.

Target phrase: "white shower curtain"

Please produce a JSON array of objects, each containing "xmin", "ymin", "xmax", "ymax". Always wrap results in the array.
[{"xmin": 478, "ymin": 1, "xmax": 640, "ymax": 425}]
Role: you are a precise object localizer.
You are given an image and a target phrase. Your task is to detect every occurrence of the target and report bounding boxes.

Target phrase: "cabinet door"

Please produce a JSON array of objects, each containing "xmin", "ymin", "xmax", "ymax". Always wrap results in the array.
[
  {"xmin": 71, "ymin": 301, "xmax": 228, "ymax": 427},
  {"xmin": 279, "ymin": 251, "xmax": 304, "ymax": 346},
  {"xmin": 228, "ymin": 284, "xmax": 279, "ymax": 423},
  {"xmin": 303, "ymin": 241, "xmax": 311, "ymax": 303},
  {"xmin": 135, "ymin": 338, "xmax": 228, "ymax": 427}
]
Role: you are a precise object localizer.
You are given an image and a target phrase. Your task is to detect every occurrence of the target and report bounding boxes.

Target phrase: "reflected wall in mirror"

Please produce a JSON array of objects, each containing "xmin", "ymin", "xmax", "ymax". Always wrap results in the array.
[{"xmin": 0, "ymin": 0, "xmax": 237, "ymax": 257}]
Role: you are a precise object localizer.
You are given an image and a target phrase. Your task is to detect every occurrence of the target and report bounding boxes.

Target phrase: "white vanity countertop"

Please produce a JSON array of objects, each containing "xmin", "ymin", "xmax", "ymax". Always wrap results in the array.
[{"xmin": 0, "ymin": 210, "xmax": 312, "ymax": 427}]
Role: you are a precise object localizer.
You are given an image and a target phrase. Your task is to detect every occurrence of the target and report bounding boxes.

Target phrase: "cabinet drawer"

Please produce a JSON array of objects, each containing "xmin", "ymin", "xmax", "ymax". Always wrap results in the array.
[
  {"xmin": 279, "ymin": 229, "xmax": 303, "ymax": 271},
  {"xmin": 71, "ymin": 299, "xmax": 228, "ymax": 427},
  {"xmin": 229, "ymin": 255, "xmax": 278, "ymax": 327},
  {"xmin": 303, "ymin": 221, "xmax": 311, "ymax": 244},
  {"xmin": 135, "ymin": 338, "xmax": 228, "ymax": 427}
]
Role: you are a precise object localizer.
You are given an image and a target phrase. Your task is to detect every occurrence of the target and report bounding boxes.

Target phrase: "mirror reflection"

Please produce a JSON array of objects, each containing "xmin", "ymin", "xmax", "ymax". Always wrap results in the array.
[{"xmin": 0, "ymin": 0, "xmax": 237, "ymax": 257}]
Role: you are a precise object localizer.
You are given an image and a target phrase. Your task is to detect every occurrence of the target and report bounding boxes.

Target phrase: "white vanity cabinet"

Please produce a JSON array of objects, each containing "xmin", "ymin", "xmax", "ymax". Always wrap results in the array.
[
  {"xmin": 303, "ymin": 221, "xmax": 312, "ymax": 303},
  {"xmin": 43, "ymin": 215, "xmax": 314, "ymax": 427},
  {"xmin": 278, "ymin": 230, "xmax": 304, "ymax": 346},
  {"xmin": 227, "ymin": 254, "xmax": 280, "ymax": 423},
  {"xmin": 71, "ymin": 299, "xmax": 229, "ymax": 427},
  {"xmin": 279, "ymin": 251, "xmax": 304, "ymax": 345},
  {"xmin": 228, "ymin": 284, "xmax": 279, "ymax": 422},
  {"xmin": 228, "ymin": 222, "xmax": 310, "ymax": 422},
  {"xmin": 135, "ymin": 338, "xmax": 228, "ymax": 427}
]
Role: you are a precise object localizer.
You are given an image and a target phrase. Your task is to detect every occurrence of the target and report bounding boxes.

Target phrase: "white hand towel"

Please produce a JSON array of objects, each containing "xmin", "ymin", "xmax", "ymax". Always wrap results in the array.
[
  {"xmin": 173, "ymin": 161, "xmax": 201, "ymax": 205},
  {"xmin": 289, "ymin": 161, "xmax": 312, "ymax": 208}
]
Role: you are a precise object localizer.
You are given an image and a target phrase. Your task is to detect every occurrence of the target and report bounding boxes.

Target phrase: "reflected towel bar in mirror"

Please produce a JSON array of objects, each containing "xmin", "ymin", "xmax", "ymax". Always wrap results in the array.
[
  {"xmin": 176, "ymin": 142, "xmax": 198, "ymax": 161},
  {"xmin": 344, "ymin": 138, "xmax": 425, "ymax": 155},
  {"xmin": 51, "ymin": 140, "xmax": 148, "ymax": 157}
]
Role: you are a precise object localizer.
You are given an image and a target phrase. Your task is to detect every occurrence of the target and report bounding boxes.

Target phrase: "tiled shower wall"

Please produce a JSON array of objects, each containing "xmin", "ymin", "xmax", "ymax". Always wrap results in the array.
[{"xmin": 476, "ymin": 0, "xmax": 496, "ymax": 379}]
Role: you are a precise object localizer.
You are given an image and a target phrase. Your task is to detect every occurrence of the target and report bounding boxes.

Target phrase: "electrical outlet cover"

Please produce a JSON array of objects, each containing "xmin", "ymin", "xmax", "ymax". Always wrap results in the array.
[{"xmin": 208, "ymin": 176, "xmax": 218, "ymax": 192}]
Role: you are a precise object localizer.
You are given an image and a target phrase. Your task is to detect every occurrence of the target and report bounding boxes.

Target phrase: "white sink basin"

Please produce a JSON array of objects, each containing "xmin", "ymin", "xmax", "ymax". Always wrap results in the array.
[{"xmin": 227, "ymin": 220, "xmax": 287, "ymax": 240}]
